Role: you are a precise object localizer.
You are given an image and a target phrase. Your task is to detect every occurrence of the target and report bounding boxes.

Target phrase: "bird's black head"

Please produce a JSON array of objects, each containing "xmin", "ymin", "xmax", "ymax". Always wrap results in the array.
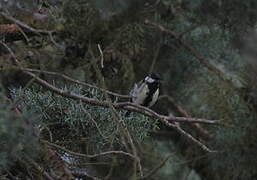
[
  {"xmin": 149, "ymin": 72, "xmax": 161, "ymax": 81},
  {"xmin": 144, "ymin": 72, "xmax": 161, "ymax": 84}
]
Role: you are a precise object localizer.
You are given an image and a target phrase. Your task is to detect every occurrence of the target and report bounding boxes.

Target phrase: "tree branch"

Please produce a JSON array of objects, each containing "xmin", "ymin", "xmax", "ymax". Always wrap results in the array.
[
  {"xmin": 23, "ymin": 70, "xmax": 220, "ymax": 125},
  {"xmin": 41, "ymin": 140, "xmax": 136, "ymax": 159},
  {"xmin": 1, "ymin": 12, "xmax": 52, "ymax": 35},
  {"xmin": 23, "ymin": 156, "xmax": 55, "ymax": 180},
  {"xmin": 140, "ymin": 153, "xmax": 173, "ymax": 179},
  {"xmin": 19, "ymin": 67, "xmax": 219, "ymax": 124},
  {"xmin": 1, "ymin": 41, "xmax": 217, "ymax": 152},
  {"xmin": 159, "ymin": 94, "xmax": 212, "ymax": 140},
  {"xmin": 19, "ymin": 67, "xmax": 130, "ymax": 99}
]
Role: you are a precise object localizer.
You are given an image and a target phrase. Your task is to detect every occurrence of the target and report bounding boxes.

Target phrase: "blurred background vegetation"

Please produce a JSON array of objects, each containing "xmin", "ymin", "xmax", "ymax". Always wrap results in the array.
[{"xmin": 0, "ymin": 0, "xmax": 257, "ymax": 179}]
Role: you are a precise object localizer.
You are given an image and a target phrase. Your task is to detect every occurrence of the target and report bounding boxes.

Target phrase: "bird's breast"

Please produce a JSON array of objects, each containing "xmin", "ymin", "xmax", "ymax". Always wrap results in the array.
[{"xmin": 148, "ymin": 88, "xmax": 159, "ymax": 107}]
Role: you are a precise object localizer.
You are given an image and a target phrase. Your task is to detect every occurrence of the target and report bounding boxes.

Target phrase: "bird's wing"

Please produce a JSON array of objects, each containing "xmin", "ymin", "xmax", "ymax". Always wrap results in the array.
[
  {"xmin": 131, "ymin": 80, "xmax": 149, "ymax": 105},
  {"xmin": 129, "ymin": 83, "xmax": 138, "ymax": 98}
]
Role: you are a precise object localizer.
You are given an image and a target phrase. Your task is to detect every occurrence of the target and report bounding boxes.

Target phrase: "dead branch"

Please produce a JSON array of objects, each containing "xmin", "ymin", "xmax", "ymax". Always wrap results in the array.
[
  {"xmin": 1, "ymin": 12, "xmax": 51, "ymax": 35},
  {"xmin": 80, "ymin": 102, "xmax": 106, "ymax": 138},
  {"xmin": 159, "ymin": 94, "xmax": 212, "ymax": 139},
  {"xmin": 0, "ymin": 24, "xmax": 20, "ymax": 34},
  {"xmin": 23, "ymin": 156, "xmax": 55, "ymax": 180},
  {"xmin": 44, "ymin": 148, "xmax": 74, "ymax": 180},
  {"xmin": 140, "ymin": 153, "xmax": 173, "ymax": 180},
  {"xmin": 41, "ymin": 140, "xmax": 136, "ymax": 159},
  {"xmin": 97, "ymin": 44, "xmax": 104, "ymax": 68},
  {"xmin": 0, "ymin": 12, "xmax": 63, "ymax": 50},
  {"xmin": 18, "ymin": 67, "xmax": 130, "ymax": 99}
]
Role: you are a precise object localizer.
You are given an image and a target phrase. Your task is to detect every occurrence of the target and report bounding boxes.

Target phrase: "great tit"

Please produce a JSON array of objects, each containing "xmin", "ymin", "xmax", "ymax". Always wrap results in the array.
[{"xmin": 130, "ymin": 72, "xmax": 161, "ymax": 108}]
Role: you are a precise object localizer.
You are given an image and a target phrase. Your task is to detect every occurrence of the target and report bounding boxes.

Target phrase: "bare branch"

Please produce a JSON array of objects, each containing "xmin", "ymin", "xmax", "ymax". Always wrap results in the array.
[
  {"xmin": 1, "ymin": 12, "xmax": 52, "ymax": 35},
  {"xmin": 159, "ymin": 94, "xmax": 212, "ymax": 140},
  {"xmin": 97, "ymin": 44, "xmax": 104, "ymax": 68},
  {"xmin": 140, "ymin": 153, "xmax": 173, "ymax": 179},
  {"xmin": 23, "ymin": 156, "xmax": 55, "ymax": 180},
  {"xmin": 80, "ymin": 102, "xmax": 106, "ymax": 139},
  {"xmin": 1, "ymin": 12, "xmax": 63, "ymax": 50},
  {"xmin": 19, "ymin": 67, "xmax": 130, "ymax": 99},
  {"xmin": 173, "ymin": 124, "xmax": 216, "ymax": 152},
  {"xmin": 41, "ymin": 140, "xmax": 136, "ymax": 159}
]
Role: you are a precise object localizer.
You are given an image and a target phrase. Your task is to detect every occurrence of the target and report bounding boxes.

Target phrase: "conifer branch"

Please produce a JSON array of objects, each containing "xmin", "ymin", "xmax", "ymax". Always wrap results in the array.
[
  {"xmin": 16, "ymin": 68, "xmax": 219, "ymax": 124},
  {"xmin": 1, "ymin": 41, "xmax": 217, "ymax": 153},
  {"xmin": 22, "ymin": 69, "xmax": 220, "ymax": 125},
  {"xmin": 26, "ymin": 72, "xmax": 216, "ymax": 152}
]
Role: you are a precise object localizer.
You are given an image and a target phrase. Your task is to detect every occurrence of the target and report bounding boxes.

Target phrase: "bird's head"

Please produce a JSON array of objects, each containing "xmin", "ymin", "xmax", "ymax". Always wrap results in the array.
[{"xmin": 145, "ymin": 72, "xmax": 161, "ymax": 84}]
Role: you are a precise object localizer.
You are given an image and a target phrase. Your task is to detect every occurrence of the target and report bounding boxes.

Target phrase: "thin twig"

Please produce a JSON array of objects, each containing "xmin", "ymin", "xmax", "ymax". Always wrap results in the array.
[
  {"xmin": 140, "ymin": 153, "xmax": 173, "ymax": 179},
  {"xmin": 169, "ymin": 122, "xmax": 216, "ymax": 152},
  {"xmin": 97, "ymin": 44, "xmax": 104, "ymax": 68},
  {"xmin": 149, "ymin": 37, "xmax": 161, "ymax": 73},
  {"xmin": 104, "ymin": 157, "xmax": 115, "ymax": 180},
  {"xmin": 19, "ymin": 67, "xmax": 130, "ymax": 99},
  {"xmin": 41, "ymin": 140, "xmax": 136, "ymax": 159},
  {"xmin": 48, "ymin": 31, "xmax": 64, "ymax": 50},
  {"xmin": 1, "ymin": 12, "xmax": 52, "ymax": 35},
  {"xmin": 16, "ymin": 25, "xmax": 30, "ymax": 43},
  {"xmin": 1, "ymin": 12, "xmax": 63, "ymax": 51},
  {"xmin": 80, "ymin": 101, "xmax": 106, "ymax": 139},
  {"xmin": 24, "ymin": 156, "xmax": 54, "ymax": 180},
  {"xmin": 39, "ymin": 125, "xmax": 53, "ymax": 142},
  {"xmin": 159, "ymin": 94, "xmax": 212, "ymax": 139},
  {"xmin": 89, "ymin": 47, "xmax": 143, "ymax": 177}
]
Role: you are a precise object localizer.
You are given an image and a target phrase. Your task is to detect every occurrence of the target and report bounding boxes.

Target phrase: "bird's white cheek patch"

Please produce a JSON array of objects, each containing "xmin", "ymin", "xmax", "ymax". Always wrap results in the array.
[{"xmin": 145, "ymin": 76, "xmax": 155, "ymax": 83}]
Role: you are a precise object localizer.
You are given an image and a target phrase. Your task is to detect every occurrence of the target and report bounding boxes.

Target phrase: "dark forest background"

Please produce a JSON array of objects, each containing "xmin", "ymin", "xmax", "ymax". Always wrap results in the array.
[{"xmin": 0, "ymin": 0, "xmax": 257, "ymax": 179}]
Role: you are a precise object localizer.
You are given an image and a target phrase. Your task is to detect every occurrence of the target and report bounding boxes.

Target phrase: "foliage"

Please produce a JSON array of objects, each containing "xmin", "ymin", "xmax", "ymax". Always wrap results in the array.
[
  {"xmin": 0, "ymin": 86, "xmax": 40, "ymax": 170},
  {"xmin": 162, "ymin": 17, "xmax": 257, "ymax": 179},
  {"xmin": 204, "ymin": 78, "xmax": 257, "ymax": 180},
  {"xmin": 1, "ymin": 0, "xmax": 257, "ymax": 179},
  {"xmin": 15, "ymin": 85, "xmax": 157, "ymax": 153},
  {"xmin": 195, "ymin": 0, "xmax": 257, "ymax": 33}
]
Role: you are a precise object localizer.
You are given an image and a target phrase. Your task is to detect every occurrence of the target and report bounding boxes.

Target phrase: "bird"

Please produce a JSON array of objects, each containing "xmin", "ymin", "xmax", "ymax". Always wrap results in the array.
[{"xmin": 129, "ymin": 72, "xmax": 161, "ymax": 108}]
